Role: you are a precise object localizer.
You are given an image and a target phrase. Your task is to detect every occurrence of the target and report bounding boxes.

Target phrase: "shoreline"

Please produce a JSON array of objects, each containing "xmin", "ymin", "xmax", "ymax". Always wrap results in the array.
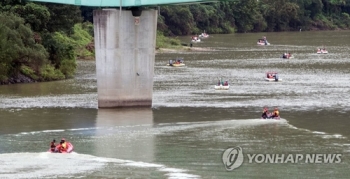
[
  {"xmin": 0, "ymin": 73, "xmax": 36, "ymax": 85},
  {"xmin": 1, "ymin": 47, "xmax": 210, "ymax": 86},
  {"xmin": 156, "ymin": 46, "xmax": 215, "ymax": 53}
]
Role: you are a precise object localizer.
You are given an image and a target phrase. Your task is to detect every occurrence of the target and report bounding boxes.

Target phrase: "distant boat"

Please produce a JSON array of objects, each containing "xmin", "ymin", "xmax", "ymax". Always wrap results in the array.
[
  {"xmin": 215, "ymin": 79, "xmax": 229, "ymax": 90},
  {"xmin": 316, "ymin": 48, "xmax": 328, "ymax": 54},
  {"xmin": 214, "ymin": 84, "xmax": 229, "ymax": 90},
  {"xmin": 191, "ymin": 36, "xmax": 201, "ymax": 43},
  {"xmin": 257, "ymin": 39, "xmax": 270, "ymax": 46},
  {"xmin": 167, "ymin": 58, "xmax": 185, "ymax": 67},
  {"xmin": 265, "ymin": 72, "xmax": 282, "ymax": 82},
  {"xmin": 199, "ymin": 31, "xmax": 209, "ymax": 38},
  {"xmin": 282, "ymin": 53, "xmax": 294, "ymax": 59}
]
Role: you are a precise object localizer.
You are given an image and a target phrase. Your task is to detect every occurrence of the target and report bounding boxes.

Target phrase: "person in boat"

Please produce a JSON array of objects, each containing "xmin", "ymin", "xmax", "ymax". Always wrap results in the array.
[
  {"xmin": 261, "ymin": 107, "xmax": 269, "ymax": 119},
  {"xmin": 50, "ymin": 139, "xmax": 56, "ymax": 152},
  {"xmin": 263, "ymin": 36, "xmax": 268, "ymax": 45},
  {"xmin": 56, "ymin": 138, "xmax": 68, "ymax": 153},
  {"xmin": 218, "ymin": 80, "xmax": 221, "ymax": 86},
  {"xmin": 224, "ymin": 81, "xmax": 228, "ymax": 86},
  {"xmin": 268, "ymin": 73, "xmax": 274, "ymax": 79},
  {"xmin": 271, "ymin": 108, "xmax": 280, "ymax": 118},
  {"xmin": 169, "ymin": 59, "xmax": 173, "ymax": 66},
  {"xmin": 282, "ymin": 53, "xmax": 287, "ymax": 58}
]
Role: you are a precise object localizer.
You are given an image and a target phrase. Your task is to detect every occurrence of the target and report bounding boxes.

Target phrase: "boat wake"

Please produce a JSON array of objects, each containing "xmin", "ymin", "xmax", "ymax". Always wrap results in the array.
[{"xmin": 0, "ymin": 152, "xmax": 200, "ymax": 179}]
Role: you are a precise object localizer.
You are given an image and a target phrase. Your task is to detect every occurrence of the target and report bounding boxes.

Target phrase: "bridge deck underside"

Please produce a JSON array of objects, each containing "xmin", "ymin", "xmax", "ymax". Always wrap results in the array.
[{"xmin": 29, "ymin": 0, "xmax": 221, "ymax": 7}]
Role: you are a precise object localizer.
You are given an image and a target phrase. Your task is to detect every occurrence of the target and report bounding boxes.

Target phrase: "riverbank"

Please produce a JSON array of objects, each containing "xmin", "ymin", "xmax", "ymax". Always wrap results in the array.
[
  {"xmin": 0, "ymin": 74, "xmax": 36, "ymax": 85},
  {"xmin": 156, "ymin": 46, "xmax": 215, "ymax": 53}
]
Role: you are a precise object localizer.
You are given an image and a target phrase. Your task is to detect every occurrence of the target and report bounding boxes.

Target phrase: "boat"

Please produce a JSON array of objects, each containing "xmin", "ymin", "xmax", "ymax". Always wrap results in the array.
[
  {"xmin": 282, "ymin": 53, "xmax": 293, "ymax": 59},
  {"xmin": 167, "ymin": 58, "xmax": 185, "ymax": 67},
  {"xmin": 215, "ymin": 84, "xmax": 230, "ymax": 90},
  {"xmin": 48, "ymin": 139, "xmax": 74, "ymax": 153},
  {"xmin": 215, "ymin": 79, "xmax": 229, "ymax": 90},
  {"xmin": 316, "ymin": 48, "xmax": 328, "ymax": 54},
  {"xmin": 199, "ymin": 31, "xmax": 209, "ymax": 38},
  {"xmin": 191, "ymin": 38, "xmax": 201, "ymax": 43},
  {"xmin": 261, "ymin": 110, "xmax": 280, "ymax": 120},
  {"xmin": 265, "ymin": 72, "xmax": 282, "ymax": 82},
  {"xmin": 257, "ymin": 36, "xmax": 270, "ymax": 45},
  {"xmin": 257, "ymin": 41, "xmax": 270, "ymax": 46}
]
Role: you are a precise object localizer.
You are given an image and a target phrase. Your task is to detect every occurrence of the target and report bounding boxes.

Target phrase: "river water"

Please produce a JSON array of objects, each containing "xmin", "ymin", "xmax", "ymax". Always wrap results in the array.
[{"xmin": 1, "ymin": 31, "xmax": 350, "ymax": 178}]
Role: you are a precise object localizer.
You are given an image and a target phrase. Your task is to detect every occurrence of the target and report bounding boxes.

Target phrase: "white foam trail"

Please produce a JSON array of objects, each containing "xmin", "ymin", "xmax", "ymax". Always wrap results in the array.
[
  {"xmin": 285, "ymin": 124, "xmax": 346, "ymax": 139},
  {"xmin": 313, "ymin": 131, "xmax": 326, "ymax": 134},
  {"xmin": 0, "ymin": 152, "xmax": 200, "ymax": 179},
  {"xmin": 9, "ymin": 118, "xmax": 286, "ymax": 138}
]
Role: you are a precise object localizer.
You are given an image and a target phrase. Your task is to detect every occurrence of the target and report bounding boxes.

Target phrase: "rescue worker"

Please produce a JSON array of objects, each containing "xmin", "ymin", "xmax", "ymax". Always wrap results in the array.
[
  {"xmin": 56, "ymin": 138, "xmax": 67, "ymax": 153},
  {"xmin": 50, "ymin": 139, "xmax": 56, "ymax": 152},
  {"xmin": 261, "ymin": 107, "xmax": 269, "ymax": 119},
  {"xmin": 271, "ymin": 108, "xmax": 280, "ymax": 119}
]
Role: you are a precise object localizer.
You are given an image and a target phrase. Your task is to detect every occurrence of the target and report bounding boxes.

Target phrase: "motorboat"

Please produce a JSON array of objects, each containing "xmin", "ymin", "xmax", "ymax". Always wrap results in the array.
[
  {"xmin": 265, "ymin": 72, "xmax": 282, "ymax": 82},
  {"xmin": 214, "ymin": 84, "xmax": 229, "ymax": 90},
  {"xmin": 215, "ymin": 79, "xmax": 229, "ymax": 90},
  {"xmin": 316, "ymin": 49, "xmax": 328, "ymax": 54},
  {"xmin": 282, "ymin": 53, "xmax": 293, "ymax": 59},
  {"xmin": 199, "ymin": 32, "xmax": 209, "ymax": 38},
  {"xmin": 49, "ymin": 140, "xmax": 74, "ymax": 153},
  {"xmin": 191, "ymin": 38, "xmax": 201, "ymax": 43},
  {"xmin": 257, "ymin": 36, "xmax": 270, "ymax": 45},
  {"xmin": 167, "ymin": 58, "xmax": 185, "ymax": 67}
]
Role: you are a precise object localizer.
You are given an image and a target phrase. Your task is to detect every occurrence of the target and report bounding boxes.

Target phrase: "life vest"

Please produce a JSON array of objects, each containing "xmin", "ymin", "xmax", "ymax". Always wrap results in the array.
[
  {"xmin": 274, "ymin": 111, "xmax": 279, "ymax": 116},
  {"xmin": 59, "ymin": 142, "xmax": 67, "ymax": 152}
]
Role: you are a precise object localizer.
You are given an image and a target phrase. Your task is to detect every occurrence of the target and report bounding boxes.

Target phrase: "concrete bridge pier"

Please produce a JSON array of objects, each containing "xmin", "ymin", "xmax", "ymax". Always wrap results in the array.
[{"xmin": 93, "ymin": 9, "xmax": 157, "ymax": 108}]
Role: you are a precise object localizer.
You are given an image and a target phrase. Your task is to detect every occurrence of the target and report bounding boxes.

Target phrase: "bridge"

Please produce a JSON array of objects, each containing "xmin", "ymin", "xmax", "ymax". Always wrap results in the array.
[
  {"xmin": 29, "ymin": 0, "xmax": 221, "ymax": 7},
  {"xmin": 29, "ymin": 0, "xmax": 228, "ymax": 108}
]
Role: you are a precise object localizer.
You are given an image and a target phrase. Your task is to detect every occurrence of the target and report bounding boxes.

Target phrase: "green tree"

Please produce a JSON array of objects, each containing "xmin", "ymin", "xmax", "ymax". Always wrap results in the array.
[
  {"xmin": 11, "ymin": 2, "xmax": 51, "ymax": 32},
  {"xmin": 43, "ymin": 3, "xmax": 83, "ymax": 34},
  {"xmin": 42, "ymin": 32, "xmax": 76, "ymax": 78},
  {"xmin": 232, "ymin": 0, "xmax": 259, "ymax": 32},
  {"xmin": 0, "ymin": 12, "xmax": 48, "ymax": 80}
]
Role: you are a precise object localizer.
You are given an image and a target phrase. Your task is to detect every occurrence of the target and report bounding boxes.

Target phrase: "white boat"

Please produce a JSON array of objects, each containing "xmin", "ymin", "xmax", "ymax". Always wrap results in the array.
[
  {"xmin": 199, "ymin": 33, "xmax": 209, "ymax": 38},
  {"xmin": 282, "ymin": 53, "xmax": 293, "ymax": 59},
  {"xmin": 191, "ymin": 38, "xmax": 201, "ymax": 43},
  {"xmin": 316, "ymin": 50, "xmax": 328, "ymax": 54},
  {"xmin": 265, "ymin": 78, "xmax": 282, "ymax": 82},
  {"xmin": 265, "ymin": 72, "xmax": 282, "ymax": 82},
  {"xmin": 257, "ymin": 42, "xmax": 270, "ymax": 46},
  {"xmin": 257, "ymin": 37, "xmax": 270, "ymax": 45},
  {"xmin": 215, "ymin": 85, "xmax": 229, "ymax": 90}
]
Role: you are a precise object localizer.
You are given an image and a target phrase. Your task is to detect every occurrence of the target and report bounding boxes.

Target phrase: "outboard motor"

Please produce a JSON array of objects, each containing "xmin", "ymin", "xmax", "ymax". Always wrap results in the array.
[{"xmin": 275, "ymin": 74, "xmax": 279, "ymax": 81}]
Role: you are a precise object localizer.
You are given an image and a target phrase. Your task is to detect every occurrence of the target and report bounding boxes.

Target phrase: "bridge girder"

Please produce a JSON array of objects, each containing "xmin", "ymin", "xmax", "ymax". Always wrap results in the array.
[{"xmin": 28, "ymin": 0, "xmax": 233, "ymax": 7}]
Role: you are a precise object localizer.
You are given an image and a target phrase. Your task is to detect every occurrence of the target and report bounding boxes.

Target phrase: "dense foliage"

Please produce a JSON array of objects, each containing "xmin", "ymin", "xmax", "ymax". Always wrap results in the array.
[
  {"xmin": 156, "ymin": 0, "xmax": 350, "ymax": 35},
  {"xmin": 0, "ymin": 0, "xmax": 92, "ymax": 83}
]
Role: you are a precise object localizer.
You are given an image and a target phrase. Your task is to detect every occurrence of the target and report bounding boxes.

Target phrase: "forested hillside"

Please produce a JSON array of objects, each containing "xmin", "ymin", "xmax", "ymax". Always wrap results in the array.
[
  {"xmin": 0, "ymin": 0, "xmax": 93, "ymax": 84},
  {"xmin": 155, "ymin": 0, "xmax": 350, "ymax": 35}
]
